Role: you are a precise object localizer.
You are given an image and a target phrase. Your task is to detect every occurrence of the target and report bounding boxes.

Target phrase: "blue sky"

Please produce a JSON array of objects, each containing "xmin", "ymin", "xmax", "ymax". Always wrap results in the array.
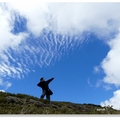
[{"xmin": 0, "ymin": 2, "xmax": 120, "ymax": 110}]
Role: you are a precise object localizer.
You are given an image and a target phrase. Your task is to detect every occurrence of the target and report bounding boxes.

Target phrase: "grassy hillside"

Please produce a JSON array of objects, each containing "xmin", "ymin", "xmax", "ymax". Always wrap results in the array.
[{"xmin": 0, "ymin": 91, "xmax": 120, "ymax": 114}]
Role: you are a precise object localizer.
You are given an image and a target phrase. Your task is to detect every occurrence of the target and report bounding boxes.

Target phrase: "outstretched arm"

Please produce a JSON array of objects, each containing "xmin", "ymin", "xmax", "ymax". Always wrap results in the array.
[
  {"xmin": 46, "ymin": 77, "xmax": 54, "ymax": 84},
  {"xmin": 37, "ymin": 82, "xmax": 42, "ymax": 87}
]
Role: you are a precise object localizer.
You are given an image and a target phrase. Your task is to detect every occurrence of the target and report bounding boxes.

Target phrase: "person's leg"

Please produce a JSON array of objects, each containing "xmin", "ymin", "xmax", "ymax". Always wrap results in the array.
[
  {"xmin": 40, "ymin": 90, "xmax": 46, "ymax": 99},
  {"xmin": 46, "ymin": 93, "xmax": 50, "ymax": 103}
]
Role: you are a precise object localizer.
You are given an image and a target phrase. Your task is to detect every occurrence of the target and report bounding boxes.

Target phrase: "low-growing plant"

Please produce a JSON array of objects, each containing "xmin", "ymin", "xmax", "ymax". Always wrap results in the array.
[{"xmin": 0, "ymin": 92, "xmax": 120, "ymax": 114}]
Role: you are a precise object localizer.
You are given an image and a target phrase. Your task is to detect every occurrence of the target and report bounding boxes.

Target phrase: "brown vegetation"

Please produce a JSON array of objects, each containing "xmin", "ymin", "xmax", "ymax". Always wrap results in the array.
[{"xmin": 0, "ymin": 92, "xmax": 120, "ymax": 114}]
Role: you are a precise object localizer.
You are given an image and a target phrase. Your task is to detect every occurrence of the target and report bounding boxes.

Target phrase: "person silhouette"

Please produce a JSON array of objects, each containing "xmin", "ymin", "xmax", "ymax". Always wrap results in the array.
[{"xmin": 37, "ymin": 77, "xmax": 54, "ymax": 103}]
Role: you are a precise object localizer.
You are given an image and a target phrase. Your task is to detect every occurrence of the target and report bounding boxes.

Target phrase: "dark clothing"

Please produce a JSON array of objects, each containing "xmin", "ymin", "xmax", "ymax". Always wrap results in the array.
[
  {"xmin": 37, "ymin": 78, "xmax": 54, "ymax": 103},
  {"xmin": 37, "ymin": 78, "xmax": 53, "ymax": 92},
  {"xmin": 40, "ymin": 90, "xmax": 50, "ymax": 101}
]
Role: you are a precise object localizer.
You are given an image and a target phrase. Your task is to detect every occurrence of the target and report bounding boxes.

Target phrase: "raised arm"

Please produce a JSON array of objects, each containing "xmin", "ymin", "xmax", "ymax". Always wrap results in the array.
[{"xmin": 46, "ymin": 77, "xmax": 54, "ymax": 84}]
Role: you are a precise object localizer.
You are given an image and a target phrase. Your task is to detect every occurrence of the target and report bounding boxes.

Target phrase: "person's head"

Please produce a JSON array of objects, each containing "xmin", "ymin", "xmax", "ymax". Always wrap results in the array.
[{"xmin": 40, "ymin": 77, "xmax": 45, "ymax": 82}]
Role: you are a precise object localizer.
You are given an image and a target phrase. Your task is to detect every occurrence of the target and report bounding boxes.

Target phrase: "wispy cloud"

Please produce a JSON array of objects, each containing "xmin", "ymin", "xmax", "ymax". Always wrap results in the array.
[
  {"xmin": 0, "ymin": 78, "xmax": 12, "ymax": 89},
  {"xmin": 87, "ymin": 79, "xmax": 93, "ymax": 87},
  {"xmin": 103, "ymin": 85, "xmax": 112, "ymax": 90},
  {"xmin": 96, "ymin": 79, "xmax": 103, "ymax": 88},
  {"xmin": 93, "ymin": 66, "xmax": 101, "ymax": 74}
]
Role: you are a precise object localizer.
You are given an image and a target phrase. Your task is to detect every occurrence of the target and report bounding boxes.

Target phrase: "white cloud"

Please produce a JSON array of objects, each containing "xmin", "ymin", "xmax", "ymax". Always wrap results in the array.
[
  {"xmin": 48, "ymin": 3, "xmax": 120, "ymax": 37},
  {"xmin": 0, "ymin": 78, "xmax": 12, "ymax": 89},
  {"xmin": 101, "ymin": 32, "xmax": 120, "ymax": 87},
  {"xmin": 5, "ymin": 2, "xmax": 120, "ymax": 37},
  {"xmin": 7, "ymin": 2, "xmax": 49, "ymax": 37},
  {"xmin": 1, "ymin": 2, "xmax": 120, "ymax": 91},
  {"xmin": 0, "ymin": 3, "xmax": 29, "ymax": 81},
  {"xmin": 100, "ymin": 90, "xmax": 120, "ymax": 110},
  {"xmin": 0, "ymin": 3, "xmax": 28, "ymax": 52},
  {"xmin": 0, "ymin": 90, "xmax": 5, "ymax": 92},
  {"xmin": 5, "ymin": 81, "xmax": 12, "ymax": 89}
]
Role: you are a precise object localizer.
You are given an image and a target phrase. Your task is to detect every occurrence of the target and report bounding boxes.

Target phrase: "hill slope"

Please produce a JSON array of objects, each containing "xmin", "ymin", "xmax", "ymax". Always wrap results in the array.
[{"xmin": 0, "ymin": 92, "xmax": 119, "ymax": 114}]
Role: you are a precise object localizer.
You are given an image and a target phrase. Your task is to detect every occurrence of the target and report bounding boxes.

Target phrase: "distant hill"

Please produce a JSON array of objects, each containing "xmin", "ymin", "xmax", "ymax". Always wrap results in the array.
[{"xmin": 0, "ymin": 92, "xmax": 119, "ymax": 114}]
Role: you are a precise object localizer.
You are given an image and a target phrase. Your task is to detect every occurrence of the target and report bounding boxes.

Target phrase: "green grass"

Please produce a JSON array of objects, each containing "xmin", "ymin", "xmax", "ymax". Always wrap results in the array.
[{"xmin": 0, "ymin": 91, "xmax": 120, "ymax": 114}]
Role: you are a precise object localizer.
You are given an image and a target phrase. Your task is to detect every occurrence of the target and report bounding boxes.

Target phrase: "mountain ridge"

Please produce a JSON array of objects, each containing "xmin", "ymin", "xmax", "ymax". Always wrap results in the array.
[{"xmin": 0, "ymin": 92, "xmax": 119, "ymax": 114}]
